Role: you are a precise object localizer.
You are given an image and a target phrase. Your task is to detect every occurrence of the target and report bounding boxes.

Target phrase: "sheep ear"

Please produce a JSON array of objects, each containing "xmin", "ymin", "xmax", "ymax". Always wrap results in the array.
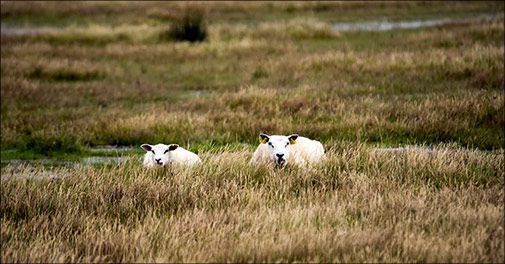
[
  {"xmin": 141, "ymin": 144, "xmax": 152, "ymax": 152},
  {"xmin": 288, "ymin": 134, "xmax": 298, "ymax": 144},
  {"xmin": 168, "ymin": 144, "xmax": 179, "ymax": 151},
  {"xmin": 259, "ymin": 133, "xmax": 270, "ymax": 144}
]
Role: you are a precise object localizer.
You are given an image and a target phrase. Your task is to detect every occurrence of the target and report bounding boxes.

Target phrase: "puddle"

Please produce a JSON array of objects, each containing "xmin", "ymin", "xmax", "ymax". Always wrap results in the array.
[
  {"xmin": 371, "ymin": 146, "xmax": 435, "ymax": 155},
  {"xmin": 1, "ymin": 23, "xmax": 53, "ymax": 36},
  {"xmin": 178, "ymin": 90, "xmax": 212, "ymax": 100},
  {"xmin": 1, "ymin": 146, "xmax": 138, "ymax": 178},
  {"xmin": 370, "ymin": 146, "xmax": 498, "ymax": 156},
  {"xmin": 1, "ymin": 146, "xmax": 136, "ymax": 168},
  {"xmin": 186, "ymin": 90, "xmax": 207, "ymax": 98},
  {"xmin": 1, "ymin": 156, "xmax": 136, "ymax": 178},
  {"xmin": 3, "ymin": 14, "xmax": 502, "ymax": 37},
  {"xmin": 83, "ymin": 156, "xmax": 126, "ymax": 165},
  {"xmin": 333, "ymin": 14, "xmax": 502, "ymax": 32},
  {"xmin": 1, "ymin": 156, "xmax": 128, "ymax": 168},
  {"xmin": 89, "ymin": 145, "xmax": 135, "ymax": 153}
]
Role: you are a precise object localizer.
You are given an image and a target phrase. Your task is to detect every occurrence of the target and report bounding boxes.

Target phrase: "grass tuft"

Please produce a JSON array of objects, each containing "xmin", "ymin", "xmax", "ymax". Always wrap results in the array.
[{"xmin": 159, "ymin": 7, "xmax": 207, "ymax": 42}]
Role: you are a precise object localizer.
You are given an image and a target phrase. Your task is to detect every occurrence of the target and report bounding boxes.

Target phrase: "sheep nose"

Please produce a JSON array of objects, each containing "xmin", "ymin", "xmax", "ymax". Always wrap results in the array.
[
  {"xmin": 276, "ymin": 153, "xmax": 284, "ymax": 158},
  {"xmin": 155, "ymin": 158, "xmax": 162, "ymax": 163}
]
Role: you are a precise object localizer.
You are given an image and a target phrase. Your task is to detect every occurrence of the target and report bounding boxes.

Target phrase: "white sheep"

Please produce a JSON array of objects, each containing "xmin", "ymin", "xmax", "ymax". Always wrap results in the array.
[
  {"xmin": 250, "ymin": 133, "xmax": 325, "ymax": 168},
  {"xmin": 140, "ymin": 143, "xmax": 201, "ymax": 168}
]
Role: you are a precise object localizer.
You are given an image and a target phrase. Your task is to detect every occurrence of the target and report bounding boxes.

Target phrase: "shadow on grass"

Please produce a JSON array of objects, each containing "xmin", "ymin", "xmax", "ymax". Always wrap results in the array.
[{"xmin": 28, "ymin": 66, "xmax": 104, "ymax": 82}]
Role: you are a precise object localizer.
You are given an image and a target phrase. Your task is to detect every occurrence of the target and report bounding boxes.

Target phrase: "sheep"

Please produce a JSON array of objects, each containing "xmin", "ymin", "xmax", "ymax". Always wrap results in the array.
[
  {"xmin": 250, "ymin": 133, "xmax": 325, "ymax": 168},
  {"xmin": 140, "ymin": 143, "xmax": 201, "ymax": 168}
]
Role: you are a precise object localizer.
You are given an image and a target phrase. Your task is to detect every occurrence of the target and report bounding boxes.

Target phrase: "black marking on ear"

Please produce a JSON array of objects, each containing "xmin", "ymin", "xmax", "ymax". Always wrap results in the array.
[
  {"xmin": 141, "ymin": 144, "xmax": 152, "ymax": 152},
  {"xmin": 259, "ymin": 133, "xmax": 270, "ymax": 144},
  {"xmin": 168, "ymin": 144, "xmax": 179, "ymax": 151},
  {"xmin": 288, "ymin": 134, "xmax": 298, "ymax": 143}
]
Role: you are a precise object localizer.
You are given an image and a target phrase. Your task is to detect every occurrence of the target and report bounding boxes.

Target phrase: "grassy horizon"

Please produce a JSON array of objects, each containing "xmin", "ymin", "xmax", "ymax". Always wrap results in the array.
[{"xmin": 1, "ymin": 1, "xmax": 504, "ymax": 158}]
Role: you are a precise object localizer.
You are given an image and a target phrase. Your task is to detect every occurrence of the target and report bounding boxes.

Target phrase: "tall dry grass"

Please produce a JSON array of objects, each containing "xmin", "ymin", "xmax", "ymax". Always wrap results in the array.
[{"xmin": 1, "ymin": 144, "xmax": 503, "ymax": 262}]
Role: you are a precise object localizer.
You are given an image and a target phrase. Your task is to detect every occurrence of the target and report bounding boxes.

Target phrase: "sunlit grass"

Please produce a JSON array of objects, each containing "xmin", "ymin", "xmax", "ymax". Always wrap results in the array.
[{"xmin": 1, "ymin": 144, "xmax": 503, "ymax": 262}]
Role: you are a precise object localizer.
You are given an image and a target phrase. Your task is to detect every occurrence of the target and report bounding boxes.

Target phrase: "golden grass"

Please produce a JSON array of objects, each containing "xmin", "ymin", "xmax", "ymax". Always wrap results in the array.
[{"xmin": 1, "ymin": 144, "xmax": 503, "ymax": 262}]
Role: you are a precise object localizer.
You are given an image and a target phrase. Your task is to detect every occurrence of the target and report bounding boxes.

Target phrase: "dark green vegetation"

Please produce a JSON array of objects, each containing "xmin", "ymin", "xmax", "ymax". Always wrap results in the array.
[{"xmin": 160, "ymin": 7, "xmax": 208, "ymax": 42}]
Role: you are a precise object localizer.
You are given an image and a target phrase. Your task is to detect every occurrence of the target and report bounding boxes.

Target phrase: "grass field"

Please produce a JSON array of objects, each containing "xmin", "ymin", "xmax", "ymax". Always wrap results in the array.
[{"xmin": 1, "ymin": 1, "xmax": 504, "ymax": 262}]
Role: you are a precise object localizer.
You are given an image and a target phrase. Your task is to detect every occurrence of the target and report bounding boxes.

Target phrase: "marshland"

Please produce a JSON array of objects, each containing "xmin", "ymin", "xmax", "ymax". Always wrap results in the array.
[{"xmin": 1, "ymin": 1, "xmax": 504, "ymax": 262}]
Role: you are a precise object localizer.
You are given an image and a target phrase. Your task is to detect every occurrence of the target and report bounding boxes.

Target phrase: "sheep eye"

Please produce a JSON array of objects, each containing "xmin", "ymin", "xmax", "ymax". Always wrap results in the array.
[
  {"xmin": 268, "ymin": 142, "xmax": 273, "ymax": 147},
  {"xmin": 285, "ymin": 143, "xmax": 289, "ymax": 147},
  {"xmin": 164, "ymin": 149, "xmax": 169, "ymax": 154},
  {"xmin": 151, "ymin": 150, "xmax": 155, "ymax": 154}
]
